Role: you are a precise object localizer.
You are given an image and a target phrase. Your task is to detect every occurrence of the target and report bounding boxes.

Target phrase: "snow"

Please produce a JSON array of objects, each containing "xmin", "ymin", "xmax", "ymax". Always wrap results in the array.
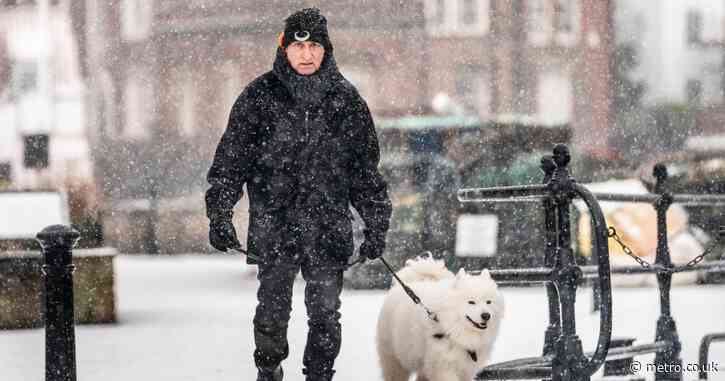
[{"xmin": 1, "ymin": 255, "xmax": 724, "ymax": 381}]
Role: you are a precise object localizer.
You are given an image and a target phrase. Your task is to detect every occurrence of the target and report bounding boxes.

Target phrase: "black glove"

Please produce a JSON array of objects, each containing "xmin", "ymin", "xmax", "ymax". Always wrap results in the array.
[
  {"xmin": 209, "ymin": 212, "xmax": 241, "ymax": 252},
  {"xmin": 359, "ymin": 229, "xmax": 386, "ymax": 260}
]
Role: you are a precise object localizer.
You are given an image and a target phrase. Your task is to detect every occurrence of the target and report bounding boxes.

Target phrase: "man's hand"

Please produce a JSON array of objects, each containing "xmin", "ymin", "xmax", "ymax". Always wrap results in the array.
[
  {"xmin": 209, "ymin": 218, "xmax": 241, "ymax": 252},
  {"xmin": 359, "ymin": 229, "xmax": 386, "ymax": 260}
]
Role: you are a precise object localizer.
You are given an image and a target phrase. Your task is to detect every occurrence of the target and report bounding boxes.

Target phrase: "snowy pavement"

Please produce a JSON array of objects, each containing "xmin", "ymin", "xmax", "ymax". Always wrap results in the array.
[{"xmin": 1, "ymin": 255, "xmax": 725, "ymax": 381}]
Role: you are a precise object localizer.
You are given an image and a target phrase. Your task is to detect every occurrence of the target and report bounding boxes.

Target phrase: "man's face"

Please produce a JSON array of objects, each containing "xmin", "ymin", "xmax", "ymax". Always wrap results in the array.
[{"xmin": 285, "ymin": 41, "xmax": 325, "ymax": 75}]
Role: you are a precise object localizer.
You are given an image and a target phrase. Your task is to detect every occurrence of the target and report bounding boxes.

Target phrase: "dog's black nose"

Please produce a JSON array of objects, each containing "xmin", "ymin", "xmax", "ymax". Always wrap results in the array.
[{"xmin": 481, "ymin": 312, "xmax": 491, "ymax": 321}]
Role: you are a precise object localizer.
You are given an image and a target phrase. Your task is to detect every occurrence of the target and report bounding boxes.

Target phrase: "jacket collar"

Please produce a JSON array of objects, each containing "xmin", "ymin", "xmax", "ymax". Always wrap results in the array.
[{"xmin": 272, "ymin": 47, "xmax": 342, "ymax": 108}]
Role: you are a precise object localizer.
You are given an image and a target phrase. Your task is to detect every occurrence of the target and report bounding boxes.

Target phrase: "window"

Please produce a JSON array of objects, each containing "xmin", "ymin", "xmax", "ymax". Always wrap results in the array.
[
  {"xmin": 527, "ymin": 0, "xmax": 550, "ymax": 46},
  {"xmin": 124, "ymin": 75, "xmax": 152, "ymax": 138},
  {"xmin": 554, "ymin": 0, "xmax": 574, "ymax": 33},
  {"xmin": 179, "ymin": 74, "xmax": 196, "ymax": 136},
  {"xmin": 455, "ymin": 65, "xmax": 490, "ymax": 117},
  {"xmin": 537, "ymin": 71, "xmax": 572, "ymax": 124},
  {"xmin": 99, "ymin": 71, "xmax": 119, "ymax": 138},
  {"xmin": 426, "ymin": 0, "xmax": 489, "ymax": 36},
  {"xmin": 456, "ymin": 66, "xmax": 476, "ymax": 109},
  {"xmin": 0, "ymin": 162, "xmax": 10, "ymax": 184},
  {"xmin": 8, "ymin": 60, "xmax": 37, "ymax": 101},
  {"xmin": 702, "ymin": 10, "xmax": 723, "ymax": 43},
  {"xmin": 553, "ymin": 0, "xmax": 579, "ymax": 45},
  {"xmin": 169, "ymin": 66, "xmax": 197, "ymax": 136},
  {"xmin": 527, "ymin": 0, "xmax": 579, "ymax": 46},
  {"xmin": 121, "ymin": 0, "xmax": 153, "ymax": 41},
  {"xmin": 219, "ymin": 61, "xmax": 242, "ymax": 130},
  {"xmin": 460, "ymin": 0, "xmax": 478, "ymax": 26},
  {"xmin": 432, "ymin": 0, "xmax": 446, "ymax": 27},
  {"xmin": 686, "ymin": 79, "xmax": 703, "ymax": 105},
  {"xmin": 686, "ymin": 9, "xmax": 703, "ymax": 45}
]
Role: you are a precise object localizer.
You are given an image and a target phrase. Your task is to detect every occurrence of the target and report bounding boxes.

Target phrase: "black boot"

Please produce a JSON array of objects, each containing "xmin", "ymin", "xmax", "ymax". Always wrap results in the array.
[{"xmin": 257, "ymin": 365, "xmax": 283, "ymax": 381}]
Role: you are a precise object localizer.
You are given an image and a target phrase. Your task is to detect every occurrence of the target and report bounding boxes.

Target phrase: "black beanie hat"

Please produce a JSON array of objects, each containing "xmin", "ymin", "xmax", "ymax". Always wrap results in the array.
[{"xmin": 280, "ymin": 8, "xmax": 333, "ymax": 52}]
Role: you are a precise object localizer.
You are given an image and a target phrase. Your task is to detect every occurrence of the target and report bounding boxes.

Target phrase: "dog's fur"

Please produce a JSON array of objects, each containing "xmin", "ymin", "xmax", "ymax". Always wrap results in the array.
[{"xmin": 376, "ymin": 256, "xmax": 504, "ymax": 381}]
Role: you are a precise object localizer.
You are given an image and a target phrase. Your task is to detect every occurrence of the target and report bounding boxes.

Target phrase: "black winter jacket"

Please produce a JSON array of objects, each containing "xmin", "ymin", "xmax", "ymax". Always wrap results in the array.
[{"xmin": 205, "ymin": 48, "xmax": 392, "ymax": 265}]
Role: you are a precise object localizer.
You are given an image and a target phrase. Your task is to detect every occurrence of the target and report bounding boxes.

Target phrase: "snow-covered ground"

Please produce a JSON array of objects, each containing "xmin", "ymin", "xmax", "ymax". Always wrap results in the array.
[{"xmin": 1, "ymin": 255, "xmax": 724, "ymax": 381}]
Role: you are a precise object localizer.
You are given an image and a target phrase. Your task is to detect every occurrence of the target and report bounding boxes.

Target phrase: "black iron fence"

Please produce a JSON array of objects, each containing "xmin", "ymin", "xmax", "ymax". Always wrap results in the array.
[{"xmin": 458, "ymin": 144, "xmax": 725, "ymax": 381}]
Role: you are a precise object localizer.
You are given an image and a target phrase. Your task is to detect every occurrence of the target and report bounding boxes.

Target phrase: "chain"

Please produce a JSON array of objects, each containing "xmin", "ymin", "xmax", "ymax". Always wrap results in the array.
[
  {"xmin": 607, "ymin": 227, "xmax": 653, "ymax": 269},
  {"xmin": 608, "ymin": 226, "xmax": 725, "ymax": 273},
  {"xmin": 678, "ymin": 229, "xmax": 724, "ymax": 270}
]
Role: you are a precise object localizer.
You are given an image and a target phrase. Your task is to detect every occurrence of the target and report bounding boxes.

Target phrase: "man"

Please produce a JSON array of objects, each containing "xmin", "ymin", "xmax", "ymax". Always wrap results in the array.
[{"xmin": 205, "ymin": 8, "xmax": 392, "ymax": 381}]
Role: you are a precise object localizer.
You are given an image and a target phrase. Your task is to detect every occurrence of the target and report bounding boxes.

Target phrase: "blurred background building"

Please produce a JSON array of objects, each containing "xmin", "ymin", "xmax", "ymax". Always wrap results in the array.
[
  {"xmin": 616, "ymin": 0, "xmax": 724, "ymax": 107},
  {"xmin": 0, "ymin": 0, "xmax": 89, "ymax": 190},
  {"xmin": 1, "ymin": 0, "xmax": 724, "ymax": 254}
]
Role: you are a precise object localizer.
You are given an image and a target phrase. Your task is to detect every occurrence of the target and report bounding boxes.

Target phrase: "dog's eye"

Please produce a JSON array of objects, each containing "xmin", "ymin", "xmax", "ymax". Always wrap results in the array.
[
  {"xmin": 468, "ymin": 300, "xmax": 476, "ymax": 305},
  {"xmin": 486, "ymin": 300, "xmax": 492, "ymax": 304}
]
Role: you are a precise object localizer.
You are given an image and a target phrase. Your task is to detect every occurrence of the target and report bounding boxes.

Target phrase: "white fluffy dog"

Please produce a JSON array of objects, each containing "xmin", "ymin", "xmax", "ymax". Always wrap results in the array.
[{"xmin": 376, "ymin": 256, "xmax": 504, "ymax": 381}]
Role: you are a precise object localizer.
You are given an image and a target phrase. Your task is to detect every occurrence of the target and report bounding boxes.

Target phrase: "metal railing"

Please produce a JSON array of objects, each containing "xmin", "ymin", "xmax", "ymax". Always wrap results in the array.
[
  {"xmin": 458, "ymin": 144, "xmax": 725, "ymax": 381},
  {"xmin": 460, "ymin": 145, "xmax": 613, "ymax": 381}
]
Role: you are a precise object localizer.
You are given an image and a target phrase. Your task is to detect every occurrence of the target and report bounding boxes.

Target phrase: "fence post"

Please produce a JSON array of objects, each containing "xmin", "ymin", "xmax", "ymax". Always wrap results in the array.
[
  {"xmin": 651, "ymin": 164, "xmax": 683, "ymax": 381},
  {"xmin": 37, "ymin": 225, "xmax": 80, "ymax": 381},
  {"xmin": 549, "ymin": 145, "xmax": 588, "ymax": 381},
  {"xmin": 541, "ymin": 155, "xmax": 561, "ymax": 358}
]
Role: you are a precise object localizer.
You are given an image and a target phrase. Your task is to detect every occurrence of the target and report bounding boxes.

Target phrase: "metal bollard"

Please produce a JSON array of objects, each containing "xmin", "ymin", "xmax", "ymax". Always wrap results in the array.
[{"xmin": 37, "ymin": 225, "xmax": 80, "ymax": 381}]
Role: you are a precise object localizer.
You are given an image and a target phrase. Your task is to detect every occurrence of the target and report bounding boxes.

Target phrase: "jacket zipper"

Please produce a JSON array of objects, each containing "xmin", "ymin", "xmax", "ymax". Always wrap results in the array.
[{"xmin": 304, "ymin": 110, "xmax": 309, "ymax": 142}]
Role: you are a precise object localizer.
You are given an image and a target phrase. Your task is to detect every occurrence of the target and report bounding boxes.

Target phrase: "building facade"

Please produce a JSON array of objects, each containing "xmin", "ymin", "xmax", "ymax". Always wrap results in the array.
[
  {"xmin": 0, "ymin": 0, "xmax": 89, "ymax": 190},
  {"xmin": 83, "ymin": 0, "xmax": 613, "ymax": 253},
  {"xmin": 616, "ymin": 0, "xmax": 724, "ymax": 107},
  {"xmin": 423, "ymin": 0, "xmax": 613, "ymax": 157}
]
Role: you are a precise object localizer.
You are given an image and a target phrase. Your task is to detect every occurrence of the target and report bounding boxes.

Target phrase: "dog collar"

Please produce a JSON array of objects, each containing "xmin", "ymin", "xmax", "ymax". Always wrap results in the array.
[
  {"xmin": 468, "ymin": 350, "xmax": 478, "ymax": 362},
  {"xmin": 431, "ymin": 334, "xmax": 478, "ymax": 362}
]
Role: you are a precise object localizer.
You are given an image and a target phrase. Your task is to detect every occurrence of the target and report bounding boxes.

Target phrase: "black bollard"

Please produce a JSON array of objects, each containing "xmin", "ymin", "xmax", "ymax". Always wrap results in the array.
[{"xmin": 37, "ymin": 225, "xmax": 80, "ymax": 381}]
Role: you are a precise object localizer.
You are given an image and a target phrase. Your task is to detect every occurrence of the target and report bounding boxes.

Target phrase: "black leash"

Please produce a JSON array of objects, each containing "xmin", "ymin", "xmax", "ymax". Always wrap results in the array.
[{"xmin": 378, "ymin": 256, "xmax": 439, "ymax": 322}]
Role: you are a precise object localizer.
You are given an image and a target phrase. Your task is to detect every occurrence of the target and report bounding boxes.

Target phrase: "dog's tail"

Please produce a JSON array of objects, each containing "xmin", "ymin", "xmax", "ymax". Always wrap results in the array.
[{"xmin": 394, "ymin": 256, "xmax": 453, "ymax": 284}]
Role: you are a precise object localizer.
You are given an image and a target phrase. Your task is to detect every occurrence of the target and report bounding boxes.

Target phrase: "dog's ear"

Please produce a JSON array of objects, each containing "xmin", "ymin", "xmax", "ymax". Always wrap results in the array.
[
  {"xmin": 479, "ymin": 269, "xmax": 492, "ymax": 280},
  {"xmin": 454, "ymin": 268, "xmax": 467, "ymax": 287}
]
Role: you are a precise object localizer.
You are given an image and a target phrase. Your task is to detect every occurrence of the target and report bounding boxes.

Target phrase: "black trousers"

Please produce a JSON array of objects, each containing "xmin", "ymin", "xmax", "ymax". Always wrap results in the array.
[{"xmin": 252, "ymin": 258, "xmax": 344, "ymax": 377}]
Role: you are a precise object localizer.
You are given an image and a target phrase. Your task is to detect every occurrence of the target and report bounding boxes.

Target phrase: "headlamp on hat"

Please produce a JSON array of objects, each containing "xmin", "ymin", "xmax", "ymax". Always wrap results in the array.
[{"xmin": 279, "ymin": 8, "xmax": 333, "ymax": 52}]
